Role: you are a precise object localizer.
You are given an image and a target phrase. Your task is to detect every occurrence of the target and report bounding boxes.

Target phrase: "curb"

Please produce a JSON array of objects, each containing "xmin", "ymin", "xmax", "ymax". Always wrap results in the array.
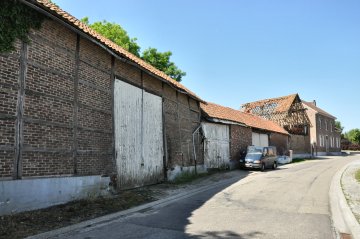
[
  {"xmin": 330, "ymin": 162, "xmax": 360, "ymax": 239},
  {"xmin": 26, "ymin": 175, "xmax": 241, "ymax": 239}
]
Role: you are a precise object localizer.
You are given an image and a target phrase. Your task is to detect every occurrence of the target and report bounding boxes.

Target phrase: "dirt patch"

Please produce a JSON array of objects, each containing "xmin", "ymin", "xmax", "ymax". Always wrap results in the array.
[{"xmin": 0, "ymin": 188, "xmax": 154, "ymax": 239}]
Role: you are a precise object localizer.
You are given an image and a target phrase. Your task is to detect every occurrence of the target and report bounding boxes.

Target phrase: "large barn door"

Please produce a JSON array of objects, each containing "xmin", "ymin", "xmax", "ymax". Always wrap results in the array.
[
  {"xmin": 114, "ymin": 80, "xmax": 163, "ymax": 189},
  {"xmin": 202, "ymin": 122, "xmax": 230, "ymax": 169},
  {"xmin": 252, "ymin": 132, "xmax": 269, "ymax": 147}
]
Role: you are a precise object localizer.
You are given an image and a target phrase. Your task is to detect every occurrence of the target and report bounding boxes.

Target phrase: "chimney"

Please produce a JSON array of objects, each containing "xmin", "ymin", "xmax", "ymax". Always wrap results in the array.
[{"xmin": 313, "ymin": 100, "xmax": 316, "ymax": 106}]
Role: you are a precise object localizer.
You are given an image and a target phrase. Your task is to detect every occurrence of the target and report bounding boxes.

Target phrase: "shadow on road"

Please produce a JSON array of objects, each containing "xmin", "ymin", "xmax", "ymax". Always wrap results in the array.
[
  {"xmin": 190, "ymin": 230, "xmax": 263, "ymax": 238},
  {"xmin": 123, "ymin": 170, "xmax": 264, "ymax": 238}
]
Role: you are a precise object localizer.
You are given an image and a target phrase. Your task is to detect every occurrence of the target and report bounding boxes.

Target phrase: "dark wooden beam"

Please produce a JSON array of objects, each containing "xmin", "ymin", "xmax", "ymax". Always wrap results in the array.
[
  {"xmin": 14, "ymin": 41, "xmax": 28, "ymax": 179},
  {"xmin": 72, "ymin": 34, "xmax": 80, "ymax": 175},
  {"xmin": 110, "ymin": 56, "xmax": 116, "ymax": 169}
]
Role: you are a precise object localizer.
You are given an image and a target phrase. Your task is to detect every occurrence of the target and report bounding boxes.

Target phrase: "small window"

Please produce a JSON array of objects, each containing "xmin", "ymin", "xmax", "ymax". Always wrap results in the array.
[
  {"xmin": 330, "ymin": 122, "xmax": 333, "ymax": 132},
  {"xmin": 319, "ymin": 118, "xmax": 322, "ymax": 129},
  {"xmin": 320, "ymin": 135, "xmax": 323, "ymax": 147},
  {"xmin": 325, "ymin": 121, "xmax": 328, "ymax": 131}
]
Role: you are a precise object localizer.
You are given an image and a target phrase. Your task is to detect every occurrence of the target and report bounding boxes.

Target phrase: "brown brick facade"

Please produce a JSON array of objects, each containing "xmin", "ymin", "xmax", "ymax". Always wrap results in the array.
[
  {"xmin": 229, "ymin": 125, "xmax": 252, "ymax": 160},
  {"xmin": 315, "ymin": 114, "xmax": 341, "ymax": 153},
  {"xmin": 290, "ymin": 135, "xmax": 311, "ymax": 154},
  {"xmin": 0, "ymin": 17, "xmax": 201, "ymax": 183},
  {"xmin": 269, "ymin": 133, "xmax": 289, "ymax": 155}
]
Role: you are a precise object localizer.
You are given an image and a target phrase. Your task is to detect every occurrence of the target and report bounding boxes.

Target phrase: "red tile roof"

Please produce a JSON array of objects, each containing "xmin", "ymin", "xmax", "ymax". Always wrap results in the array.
[
  {"xmin": 201, "ymin": 102, "xmax": 289, "ymax": 135},
  {"xmin": 302, "ymin": 101, "xmax": 336, "ymax": 119},
  {"xmin": 242, "ymin": 94, "xmax": 298, "ymax": 113},
  {"xmin": 27, "ymin": 0, "xmax": 202, "ymax": 102}
]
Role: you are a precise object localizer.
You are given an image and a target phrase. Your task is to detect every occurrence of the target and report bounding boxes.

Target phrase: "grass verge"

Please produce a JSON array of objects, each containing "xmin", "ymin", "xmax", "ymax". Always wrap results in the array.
[
  {"xmin": 355, "ymin": 169, "xmax": 360, "ymax": 183},
  {"xmin": 0, "ymin": 189, "xmax": 154, "ymax": 239},
  {"xmin": 291, "ymin": 158, "xmax": 308, "ymax": 163},
  {"xmin": 170, "ymin": 171, "xmax": 209, "ymax": 185}
]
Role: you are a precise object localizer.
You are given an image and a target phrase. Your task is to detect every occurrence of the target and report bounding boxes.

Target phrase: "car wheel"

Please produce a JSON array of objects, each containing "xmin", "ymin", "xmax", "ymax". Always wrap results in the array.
[
  {"xmin": 261, "ymin": 163, "xmax": 265, "ymax": 172},
  {"xmin": 272, "ymin": 161, "xmax": 277, "ymax": 170}
]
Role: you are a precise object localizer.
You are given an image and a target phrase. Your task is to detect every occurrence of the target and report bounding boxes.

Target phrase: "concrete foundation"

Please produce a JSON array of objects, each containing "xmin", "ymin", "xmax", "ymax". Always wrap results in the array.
[
  {"xmin": 0, "ymin": 176, "xmax": 110, "ymax": 216},
  {"xmin": 316, "ymin": 151, "xmax": 342, "ymax": 156},
  {"xmin": 292, "ymin": 153, "xmax": 312, "ymax": 159}
]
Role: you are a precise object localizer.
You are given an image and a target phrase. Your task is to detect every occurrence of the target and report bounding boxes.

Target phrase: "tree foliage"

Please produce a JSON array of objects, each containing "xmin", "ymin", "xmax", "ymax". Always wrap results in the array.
[
  {"xmin": 335, "ymin": 120, "xmax": 344, "ymax": 134},
  {"xmin": 81, "ymin": 17, "xmax": 186, "ymax": 82},
  {"xmin": 81, "ymin": 17, "xmax": 141, "ymax": 57},
  {"xmin": 142, "ymin": 48, "xmax": 186, "ymax": 82},
  {"xmin": 0, "ymin": 0, "xmax": 45, "ymax": 53},
  {"xmin": 345, "ymin": 128, "xmax": 360, "ymax": 144}
]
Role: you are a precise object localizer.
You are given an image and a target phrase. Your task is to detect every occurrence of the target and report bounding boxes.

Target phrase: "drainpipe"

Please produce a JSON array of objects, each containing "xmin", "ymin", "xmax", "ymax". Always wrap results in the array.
[{"xmin": 192, "ymin": 125, "xmax": 202, "ymax": 174}]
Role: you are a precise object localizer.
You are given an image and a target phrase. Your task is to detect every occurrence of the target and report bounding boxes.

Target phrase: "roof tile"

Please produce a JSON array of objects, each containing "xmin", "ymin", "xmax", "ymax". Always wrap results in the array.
[
  {"xmin": 242, "ymin": 94, "xmax": 298, "ymax": 113},
  {"xmin": 201, "ymin": 102, "xmax": 289, "ymax": 135}
]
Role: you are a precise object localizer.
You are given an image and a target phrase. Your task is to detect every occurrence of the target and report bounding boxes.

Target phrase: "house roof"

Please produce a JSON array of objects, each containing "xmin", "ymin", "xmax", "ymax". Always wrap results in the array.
[
  {"xmin": 25, "ymin": 0, "xmax": 203, "ymax": 102},
  {"xmin": 201, "ymin": 102, "xmax": 289, "ymax": 135},
  {"xmin": 302, "ymin": 101, "xmax": 336, "ymax": 119},
  {"xmin": 241, "ymin": 94, "xmax": 298, "ymax": 113}
]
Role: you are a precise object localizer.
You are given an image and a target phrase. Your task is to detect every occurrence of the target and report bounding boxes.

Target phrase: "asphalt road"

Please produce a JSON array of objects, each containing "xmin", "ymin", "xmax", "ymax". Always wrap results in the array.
[{"xmin": 60, "ymin": 155, "xmax": 357, "ymax": 239}]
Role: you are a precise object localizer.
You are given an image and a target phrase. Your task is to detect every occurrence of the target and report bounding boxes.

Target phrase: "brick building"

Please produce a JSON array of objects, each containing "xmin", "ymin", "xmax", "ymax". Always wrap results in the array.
[
  {"xmin": 200, "ymin": 102, "xmax": 289, "ymax": 169},
  {"xmin": 241, "ymin": 94, "xmax": 312, "ymax": 158},
  {"xmin": 302, "ymin": 101, "xmax": 341, "ymax": 156},
  {"xmin": 0, "ymin": 0, "xmax": 203, "ymax": 215}
]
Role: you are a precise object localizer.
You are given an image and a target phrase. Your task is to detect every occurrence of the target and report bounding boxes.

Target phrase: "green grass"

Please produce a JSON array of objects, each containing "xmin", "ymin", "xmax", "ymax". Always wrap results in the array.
[
  {"xmin": 291, "ymin": 158, "xmax": 308, "ymax": 163},
  {"xmin": 171, "ymin": 171, "xmax": 209, "ymax": 185},
  {"xmin": 355, "ymin": 169, "xmax": 360, "ymax": 183}
]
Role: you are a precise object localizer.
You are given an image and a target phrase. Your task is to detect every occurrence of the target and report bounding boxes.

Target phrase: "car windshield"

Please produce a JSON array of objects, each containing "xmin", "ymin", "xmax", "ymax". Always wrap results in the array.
[
  {"xmin": 247, "ymin": 147, "xmax": 263, "ymax": 154},
  {"xmin": 245, "ymin": 153, "xmax": 262, "ymax": 160}
]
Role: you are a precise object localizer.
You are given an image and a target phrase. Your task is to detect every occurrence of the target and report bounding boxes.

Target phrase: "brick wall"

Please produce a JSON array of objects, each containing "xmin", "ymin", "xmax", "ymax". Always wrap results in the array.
[
  {"xmin": 290, "ymin": 134, "xmax": 311, "ymax": 154},
  {"xmin": 0, "ymin": 39, "xmax": 21, "ymax": 179},
  {"xmin": 269, "ymin": 133, "xmax": 289, "ymax": 155},
  {"xmin": 0, "ymin": 16, "xmax": 201, "ymax": 182},
  {"xmin": 229, "ymin": 125, "xmax": 252, "ymax": 160},
  {"xmin": 315, "ymin": 114, "xmax": 341, "ymax": 153}
]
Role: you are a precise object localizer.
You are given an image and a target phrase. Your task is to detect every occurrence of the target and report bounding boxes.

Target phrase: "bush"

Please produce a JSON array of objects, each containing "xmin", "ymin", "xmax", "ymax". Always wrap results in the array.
[{"xmin": 348, "ymin": 144, "xmax": 360, "ymax": 151}]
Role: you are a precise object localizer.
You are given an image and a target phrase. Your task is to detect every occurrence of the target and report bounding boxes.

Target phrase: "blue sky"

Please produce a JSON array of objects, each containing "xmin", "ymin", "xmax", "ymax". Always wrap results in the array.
[{"xmin": 53, "ymin": 0, "xmax": 360, "ymax": 132}]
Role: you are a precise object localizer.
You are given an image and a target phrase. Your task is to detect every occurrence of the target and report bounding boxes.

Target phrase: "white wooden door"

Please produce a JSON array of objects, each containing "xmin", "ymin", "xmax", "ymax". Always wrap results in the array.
[
  {"xmin": 202, "ymin": 122, "xmax": 230, "ymax": 169},
  {"xmin": 114, "ymin": 80, "xmax": 163, "ymax": 189},
  {"xmin": 252, "ymin": 132, "xmax": 269, "ymax": 147}
]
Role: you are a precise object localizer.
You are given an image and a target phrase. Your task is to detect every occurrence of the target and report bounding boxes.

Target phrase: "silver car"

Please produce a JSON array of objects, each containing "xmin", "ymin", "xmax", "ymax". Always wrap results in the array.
[{"xmin": 240, "ymin": 146, "xmax": 278, "ymax": 171}]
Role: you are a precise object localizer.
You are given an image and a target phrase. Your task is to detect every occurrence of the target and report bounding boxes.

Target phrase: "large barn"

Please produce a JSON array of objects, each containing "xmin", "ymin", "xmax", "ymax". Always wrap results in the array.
[{"xmin": 0, "ymin": 0, "xmax": 204, "ymax": 215}]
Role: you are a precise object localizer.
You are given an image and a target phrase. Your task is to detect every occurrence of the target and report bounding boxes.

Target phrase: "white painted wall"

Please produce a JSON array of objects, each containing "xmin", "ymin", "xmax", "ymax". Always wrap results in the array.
[
  {"xmin": 252, "ymin": 132, "xmax": 269, "ymax": 147},
  {"xmin": 202, "ymin": 122, "xmax": 230, "ymax": 169},
  {"xmin": 0, "ymin": 176, "xmax": 109, "ymax": 216},
  {"xmin": 114, "ymin": 80, "xmax": 163, "ymax": 189}
]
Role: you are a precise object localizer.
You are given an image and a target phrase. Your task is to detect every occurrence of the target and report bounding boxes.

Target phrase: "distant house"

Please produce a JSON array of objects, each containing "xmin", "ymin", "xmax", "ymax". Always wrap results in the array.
[
  {"xmin": 200, "ymin": 102, "xmax": 289, "ymax": 169},
  {"xmin": 241, "ymin": 94, "xmax": 312, "ymax": 158},
  {"xmin": 302, "ymin": 101, "xmax": 341, "ymax": 156}
]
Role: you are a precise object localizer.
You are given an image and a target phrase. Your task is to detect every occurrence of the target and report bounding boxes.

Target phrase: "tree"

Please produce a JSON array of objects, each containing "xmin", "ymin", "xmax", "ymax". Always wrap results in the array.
[
  {"xmin": 142, "ymin": 48, "xmax": 186, "ymax": 82},
  {"xmin": 345, "ymin": 128, "xmax": 360, "ymax": 144},
  {"xmin": 81, "ymin": 17, "xmax": 141, "ymax": 57},
  {"xmin": 81, "ymin": 18, "xmax": 186, "ymax": 82},
  {"xmin": 335, "ymin": 121, "xmax": 344, "ymax": 133},
  {"xmin": 0, "ymin": 0, "xmax": 45, "ymax": 53}
]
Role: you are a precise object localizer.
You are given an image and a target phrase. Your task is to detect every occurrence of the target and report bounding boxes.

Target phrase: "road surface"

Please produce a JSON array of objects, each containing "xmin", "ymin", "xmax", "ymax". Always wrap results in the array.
[{"xmin": 59, "ymin": 155, "xmax": 357, "ymax": 239}]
